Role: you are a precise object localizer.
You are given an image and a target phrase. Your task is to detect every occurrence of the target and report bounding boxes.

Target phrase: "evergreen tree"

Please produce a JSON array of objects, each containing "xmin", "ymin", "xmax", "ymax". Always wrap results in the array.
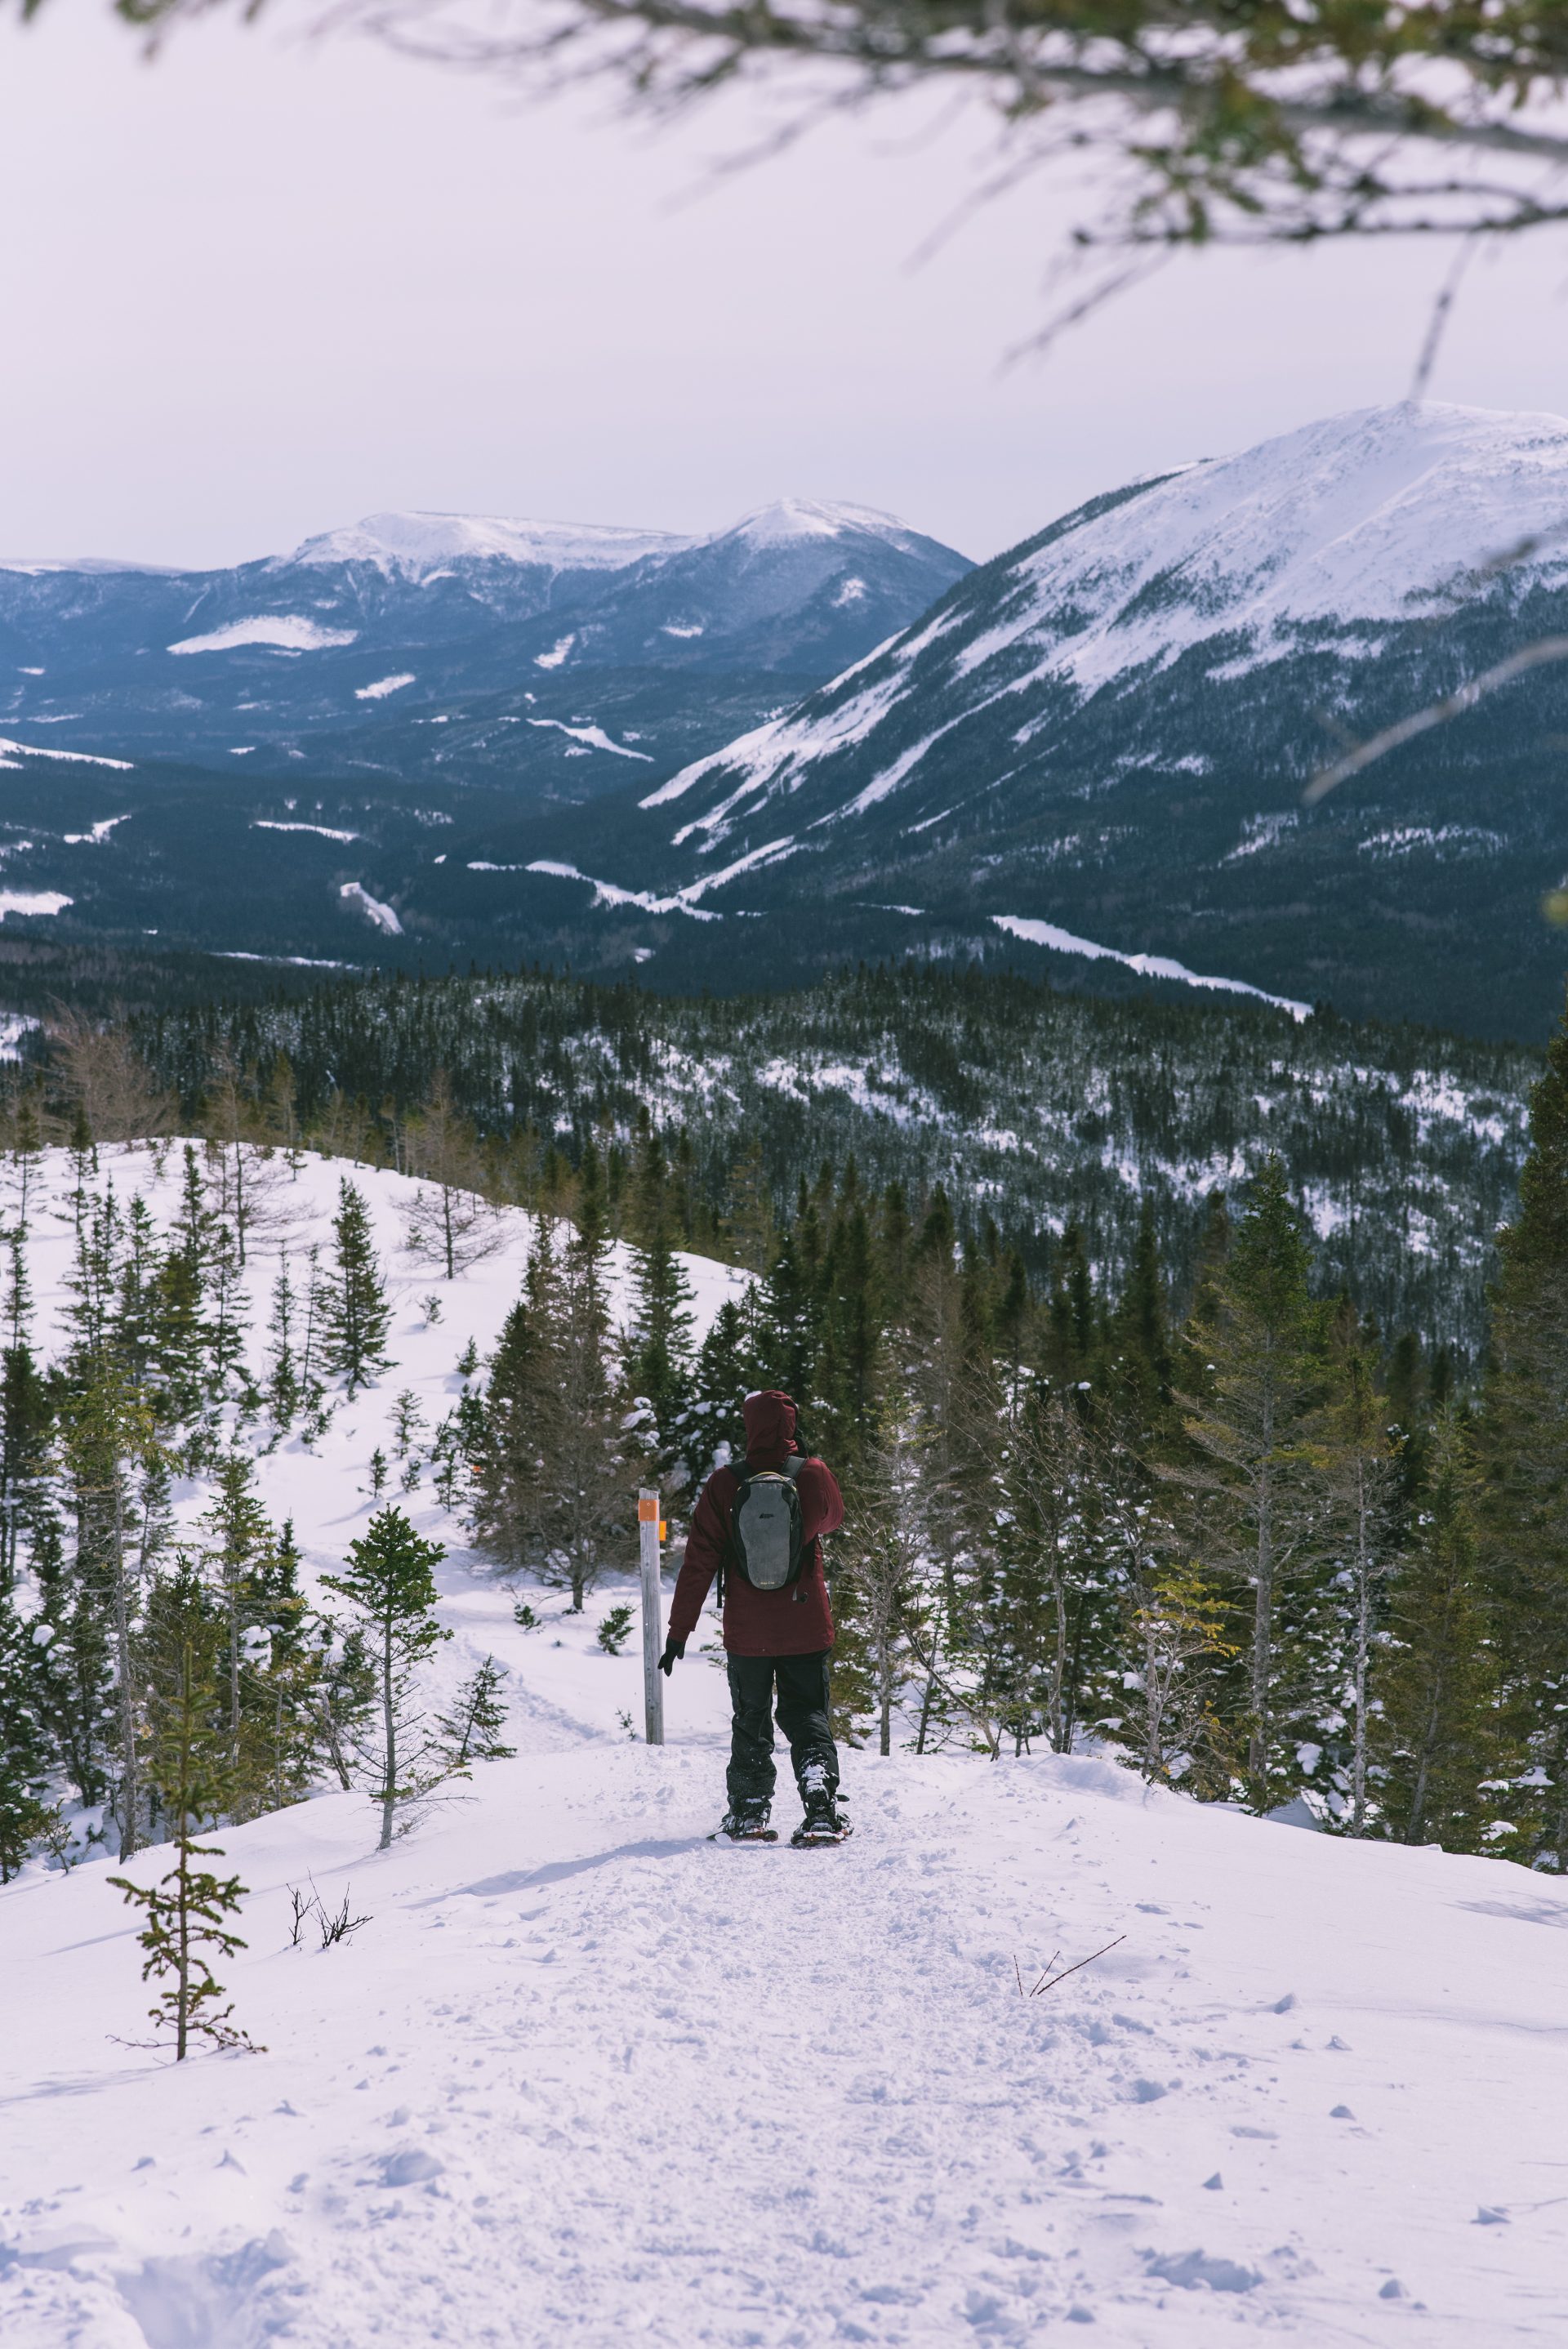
[
  {"xmin": 540, "ymin": 1201, "xmax": 645, "ymax": 1609},
  {"xmin": 322, "ymin": 1506, "xmax": 450, "ymax": 1849},
  {"xmin": 1176, "ymin": 1158, "xmax": 1326, "ymax": 1810},
  {"xmin": 266, "ymin": 1253, "xmax": 301, "ymax": 1426},
  {"xmin": 876, "ymin": 1180, "xmax": 912, "ymax": 1328},
  {"xmin": 1475, "ymin": 988, "xmax": 1568, "ymax": 1868},
  {"xmin": 1112, "ymin": 1198, "xmax": 1174, "ymax": 1429},
  {"xmin": 472, "ymin": 1229, "xmax": 561, "ymax": 1567},
  {"xmin": 755, "ymin": 1218, "xmax": 822, "ymax": 1409},
  {"xmin": 322, "ymin": 1180, "xmax": 392, "ymax": 1395},
  {"xmin": 149, "ymin": 1148, "xmax": 216, "ymax": 1425},
  {"xmin": 390, "ymin": 1389, "xmax": 427, "ymax": 1462},
  {"xmin": 1316, "ymin": 1313, "xmax": 1401, "ymax": 1835},
  {"xmin": 476, "ymin": 1206, "xmax": 645, "ymax": 1611},
  {"xmin": 994, "ymin": 1377, "xmax": 1149, "ymax": 1758},
  {"xmin": 1045, "ymin": 1222, "xmax": 1098, "ymax": 1379},
  {"xmin": 204, "ymin": 1215, "xmax": 250, "ymax": 1402},
  {"xmin": 624, "ymin": 1217, "xmax": 697, "ymax": 1476},
  {"xmin": 305, "ymin": 1616, "xmax": 379, "ymax": 1794},
  {"xmin": 238, "ymin": 1515, "xmax": 321, "ymax": 1816},
  {"xmin": 3, "ymin": 1221, "xmax": 31, "ymax": 1355},
  {"xmin": 815, "ymin": 1197, "xmax": 883, "ymax": 1473},
  {"xmin": 828, "ymin": 1386, "xmax": 924, "ymax": 1755},
  {"xmin": 0, "ymin": 1322, "xmax": 52, "ymax": 1590},
  {"xmin": 29, "ymin": 1522, "xmax": 115, "ymax": 1815},
  {"xmin": 6, "ymin": 1088, "xmax": 42, "ymax": 1238},
  {"xmin": 0, "ymin": 1599, "xmax": 56, "ymax": 1881},
  {"xmin": 58, "ymin": 1364, "xmax": 154, "ymax": 1856},
  {"xmin": 722, "ymin": 1141, "xmax": 774, "ymax": 1273},
  {"xmin": 114, "ymin": 1197, "xmax": 163, "ymax": 1399},
  {"xmin": 681, "ymin": 1293, "xmax": 757, "ymax": 1478},
  {"xmin": 437, "ymin": 1656, "xmax": 515, "ymax": 1767},
  {"xmin": 199, "ymin": 1451, "xmax": 277, "ymax": 1803},
  {"xmin": 1374, "ymin": 1424, "xmax": 1511, "ymax": 1852},
  {"xmin": 109, "ymin": 1560, "xmax": 260, "ymax": 2060}
]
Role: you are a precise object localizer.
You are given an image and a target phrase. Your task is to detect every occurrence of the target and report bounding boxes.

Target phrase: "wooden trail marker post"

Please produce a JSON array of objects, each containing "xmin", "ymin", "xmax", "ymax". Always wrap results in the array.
[{"xmin": 638, "ymin": 1489, "xmax": 665, "ymax": 1747}]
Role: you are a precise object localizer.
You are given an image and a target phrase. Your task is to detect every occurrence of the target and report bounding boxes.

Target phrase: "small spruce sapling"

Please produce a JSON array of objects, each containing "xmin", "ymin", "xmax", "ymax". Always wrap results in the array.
[
  {"xmin": 437, "ymin": 1656, "xmax": 515, "ymax": 1767},
  {"xmin": 390, "ymin": 1390, "xmax": 427, "ymax": 1460},
  {"xmin": 596, "ymin": 1603, "xmax": 635, "ymax": 1656},
  {"xmin": 321, "ymin": 1507, "xmax": 450, "ymax": 1850}
]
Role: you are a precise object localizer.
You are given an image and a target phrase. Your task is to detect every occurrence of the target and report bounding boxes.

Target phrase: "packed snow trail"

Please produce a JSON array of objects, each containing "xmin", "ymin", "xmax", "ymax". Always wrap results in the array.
[
  {"xmin": 6, "ymin": 1689, "xmax": 1568, "ymax": 2344},
  {"xmin": 2, "ymin": 1145, "xmax": 1566, "ymax": 2342}
]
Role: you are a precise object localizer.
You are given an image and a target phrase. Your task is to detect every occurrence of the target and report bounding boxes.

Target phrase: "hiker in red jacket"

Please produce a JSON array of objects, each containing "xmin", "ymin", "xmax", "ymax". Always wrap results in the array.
[{"xmin": 661, "ymin": 1388, "xmax": 849, "ymax": 1845}]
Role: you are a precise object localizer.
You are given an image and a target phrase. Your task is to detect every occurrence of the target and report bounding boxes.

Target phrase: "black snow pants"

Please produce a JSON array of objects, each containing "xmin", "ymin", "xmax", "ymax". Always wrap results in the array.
[{"xmin": 726, "ymin": 1650, "xmax": 840, "ymax": 1813}]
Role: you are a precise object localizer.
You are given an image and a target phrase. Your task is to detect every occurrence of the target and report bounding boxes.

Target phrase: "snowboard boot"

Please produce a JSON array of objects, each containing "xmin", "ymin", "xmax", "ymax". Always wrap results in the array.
[{"xmin": 711, "ymin": 1802, "xmax": 777, "ymax": 1843}]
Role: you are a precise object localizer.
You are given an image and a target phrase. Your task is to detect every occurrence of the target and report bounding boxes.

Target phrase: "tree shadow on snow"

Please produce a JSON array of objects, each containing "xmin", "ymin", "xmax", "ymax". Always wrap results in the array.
[{"xmin": 448, "ymin": 1837, "xmax": 710, "ymax": 1899}]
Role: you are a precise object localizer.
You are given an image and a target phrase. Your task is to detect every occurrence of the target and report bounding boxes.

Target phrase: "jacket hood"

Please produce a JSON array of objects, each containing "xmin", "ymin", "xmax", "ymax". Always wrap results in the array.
[{"xmin": 743, "ymin": 1389, "xmax": 798, "ymax": 1469}]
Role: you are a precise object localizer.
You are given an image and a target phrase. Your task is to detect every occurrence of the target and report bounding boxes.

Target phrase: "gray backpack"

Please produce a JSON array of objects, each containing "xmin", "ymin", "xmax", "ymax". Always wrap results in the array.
[{"xmin": 728, "ymin": 1455, "xmax": 806, "ymax": 1591}]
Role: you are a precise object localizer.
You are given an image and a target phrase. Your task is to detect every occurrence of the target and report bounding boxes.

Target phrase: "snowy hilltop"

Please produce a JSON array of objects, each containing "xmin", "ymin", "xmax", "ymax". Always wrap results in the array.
[{"xmin": 1, "ymin": 1131, "xmax": 1566, "ymax": 2342}]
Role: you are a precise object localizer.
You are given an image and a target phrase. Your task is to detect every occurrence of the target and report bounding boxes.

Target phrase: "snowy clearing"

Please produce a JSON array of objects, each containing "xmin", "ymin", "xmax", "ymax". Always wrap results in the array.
[
  {"xmin": 254, "ymin": 823, "xmax": 360, "ymax": 845},
  {"xmin": 0, "ymin": 890, "xmax": 71, "ymax": 921},
  {"xmin": 0, "ymin": 737, "xmax": 133, "ymax": 772},
  {"xmin": 167, "ymin": 619, "xmax": 359, "ymax": 657},
  {"xmin": 525, "ymin": 719, "xmax": 653, "ymax": 763},
  {"xmin": 991, "ymin": 916, "xmax": 1313, "ymax": 1021},
  {"xmin": 62, "ymin": 817, "xmax": 131, "ymax": 846},
  {"xmin": 337, "ymin": 883, "xmax": 402, "ymax": 936}
]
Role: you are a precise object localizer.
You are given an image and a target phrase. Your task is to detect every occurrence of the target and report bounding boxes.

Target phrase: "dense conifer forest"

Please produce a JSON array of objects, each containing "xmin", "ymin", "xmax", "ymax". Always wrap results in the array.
[{"xmin": 125, "ymin": 961, "xmax": 1535, "ymax": 1353}]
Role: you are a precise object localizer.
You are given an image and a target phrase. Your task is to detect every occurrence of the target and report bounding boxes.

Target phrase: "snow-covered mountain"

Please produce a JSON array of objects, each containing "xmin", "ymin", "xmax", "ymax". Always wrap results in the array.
[
  {"xmin": 285, "ymin": 510, "xmax": 689, "ymax": 579},
  {"xmin": 0, "ymin": 498, "xmax": 970, "ymax": 782},
  {"xmin": 12, "ymin": 408, "xmax": 1568, "ymax": 1035},
  {"xmin": 511, "ymin": 403, "xmax": 1568, "ymax": 1036}
]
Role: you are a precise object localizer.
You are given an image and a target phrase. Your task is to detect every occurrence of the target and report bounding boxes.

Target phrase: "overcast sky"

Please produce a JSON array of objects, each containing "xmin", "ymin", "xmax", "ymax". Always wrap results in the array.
[{"xmin": 4, "ymin": 7, "xmax": 1568, "ymax": 568}]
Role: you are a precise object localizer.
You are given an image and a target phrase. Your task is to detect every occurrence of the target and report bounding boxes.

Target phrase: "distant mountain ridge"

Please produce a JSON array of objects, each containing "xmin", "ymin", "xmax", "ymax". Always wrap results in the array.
[
  {"xmin": 8, "ymin": 408, "xmax": 1568, "ymax": 1037},
  {"xmin": 0, "ymin": 496, "xmax": 972, "ymax": 781}
]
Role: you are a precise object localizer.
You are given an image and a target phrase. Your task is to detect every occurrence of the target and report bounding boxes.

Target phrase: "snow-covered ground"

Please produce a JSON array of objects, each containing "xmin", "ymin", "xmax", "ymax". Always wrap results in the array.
[{"xmin": 2, "ymin": 1147, "xmax": 1566, "ymax": 2344}]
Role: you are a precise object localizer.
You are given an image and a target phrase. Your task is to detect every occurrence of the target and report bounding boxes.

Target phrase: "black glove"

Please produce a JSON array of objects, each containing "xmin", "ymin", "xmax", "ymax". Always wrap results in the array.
[{"xmin": 659, "ymin": 1635, "xmax": 685, "ymax": 1677}]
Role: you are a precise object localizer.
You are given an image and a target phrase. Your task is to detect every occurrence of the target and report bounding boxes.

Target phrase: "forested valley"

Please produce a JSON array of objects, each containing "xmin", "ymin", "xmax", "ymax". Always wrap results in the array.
[{"xmin": 1, "ymin": 950, "xmax": 1565, "ymax": 1938}]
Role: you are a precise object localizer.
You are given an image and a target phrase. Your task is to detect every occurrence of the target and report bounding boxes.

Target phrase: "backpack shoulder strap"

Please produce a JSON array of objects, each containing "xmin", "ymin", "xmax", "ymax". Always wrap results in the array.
[{"xmin": 783, "ymin": 1454, "xmax": 804, "ymax": 1482}]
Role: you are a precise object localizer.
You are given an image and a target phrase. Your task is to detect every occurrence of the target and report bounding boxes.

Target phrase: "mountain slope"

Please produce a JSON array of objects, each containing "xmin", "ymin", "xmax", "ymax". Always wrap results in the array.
[
  {"xmin": 513, "ymin": 404, "xmax": 1568, "ymax": 1036},
  {"xmin": 0, "ymin": 1153, "xmax": 1562, "ymax": 2347}
]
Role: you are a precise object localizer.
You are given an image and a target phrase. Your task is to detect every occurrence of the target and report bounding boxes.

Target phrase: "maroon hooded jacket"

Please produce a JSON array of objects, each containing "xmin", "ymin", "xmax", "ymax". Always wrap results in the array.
[{"xmin": 667, "ymin": 1390, "xmax": 844, "ymax": 1658}]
